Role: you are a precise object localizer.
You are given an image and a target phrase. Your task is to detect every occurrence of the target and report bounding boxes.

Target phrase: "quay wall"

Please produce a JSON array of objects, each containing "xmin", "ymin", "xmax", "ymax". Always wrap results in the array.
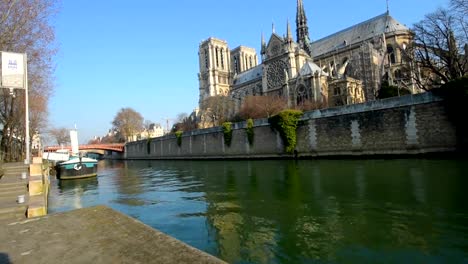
[{"xmin": 125, "ymin": 92, "xmax": 458, "ymax": 159}]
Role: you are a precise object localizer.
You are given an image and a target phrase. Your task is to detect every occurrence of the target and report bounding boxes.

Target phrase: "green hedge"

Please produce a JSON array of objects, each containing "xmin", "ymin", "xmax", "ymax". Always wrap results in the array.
[
  {"xmin": 175, "ymin": 131, "xmax": 183, "ymax": 147},
  {"xmin": 222, "ymin": 122, "xmax": 233, "ymax": 147},
  {"xmin": 268, "ymin": 109, "xmax": 303, "ymax": 154},
  {"xmin": 246, "ymin": 118, "xmax": 254, "ymax": 145}
]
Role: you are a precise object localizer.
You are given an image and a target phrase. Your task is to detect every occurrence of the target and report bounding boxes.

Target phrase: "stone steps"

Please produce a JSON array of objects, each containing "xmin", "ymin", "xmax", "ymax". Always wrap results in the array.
[
  {"xmin": 0, "ymin": 187, "xmax": 27, "ymax": 198},
  {"xmin": 0, "ymin": 196, "xmax": 28, "ymax": 221},
  {"xmin": 0, "ymin": 163, "xmax": 30, "ymax": 221}
]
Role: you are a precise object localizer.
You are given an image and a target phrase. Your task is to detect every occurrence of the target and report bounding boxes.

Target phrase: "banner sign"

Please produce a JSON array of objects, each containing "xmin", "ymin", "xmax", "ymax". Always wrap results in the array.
[{"xmin": 1, "ymin": 52, "xmax": 25, "ymax": 89}]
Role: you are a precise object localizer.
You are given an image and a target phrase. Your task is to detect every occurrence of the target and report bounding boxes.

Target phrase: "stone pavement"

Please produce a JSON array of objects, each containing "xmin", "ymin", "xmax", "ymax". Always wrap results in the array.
[
  {"xmin": 0, "ymin": 163, "xmax": 29, "ymax": 222},
  {"xmin": 0, "ymin": 205, "xmax": 226, "ymax": 264}
]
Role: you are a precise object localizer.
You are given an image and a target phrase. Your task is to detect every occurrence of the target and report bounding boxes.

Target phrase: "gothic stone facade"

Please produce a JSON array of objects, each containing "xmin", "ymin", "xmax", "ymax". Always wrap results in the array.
[{"xmin": 198, "ymin": 1, "xmax": 414, "ymax": 112}]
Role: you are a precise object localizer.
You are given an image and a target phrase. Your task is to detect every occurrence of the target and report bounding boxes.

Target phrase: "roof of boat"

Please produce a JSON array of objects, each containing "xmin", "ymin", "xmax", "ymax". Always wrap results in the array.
[{"xmin": 59, "ymin": 157, "xmax": 98, "ymax": 165}]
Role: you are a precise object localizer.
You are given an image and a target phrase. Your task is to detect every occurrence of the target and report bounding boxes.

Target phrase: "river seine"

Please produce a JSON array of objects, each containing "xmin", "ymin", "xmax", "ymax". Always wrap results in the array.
[{"xmin": 48, "ymin": 159, "xmax": 467, "ymax": 263}]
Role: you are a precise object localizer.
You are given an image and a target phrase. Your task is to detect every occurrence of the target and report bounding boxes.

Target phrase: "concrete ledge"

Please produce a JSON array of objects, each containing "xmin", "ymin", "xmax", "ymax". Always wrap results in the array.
[
  {"xmin": 28, "ymin": 176, "xmax": 43, "ymax": 196},
  {"xmin": 0, "ymin": 206, "xmax": 226, "ymax": 264}
]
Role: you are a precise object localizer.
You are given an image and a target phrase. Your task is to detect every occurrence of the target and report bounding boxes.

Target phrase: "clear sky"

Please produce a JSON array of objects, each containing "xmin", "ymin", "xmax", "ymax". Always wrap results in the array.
[{"xmin": 49, "ymin": 0, "xmax": 449, "ymax": 144}]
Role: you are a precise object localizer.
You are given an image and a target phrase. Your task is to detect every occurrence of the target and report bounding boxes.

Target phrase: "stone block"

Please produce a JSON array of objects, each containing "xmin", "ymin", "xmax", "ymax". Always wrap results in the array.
[
  {"xmin": 32, "ymin": 157, "xmax": 43, "ymax": 164},
  {"xmin": 27, "ymin": 203, "xmax": 46, "ymax": 218},
  {"xmin": 29, "ymin": 163, "xmax": 42, "ymax": 176},
  {"xmin": 28, "ymin": 175, "xmax": 43, "ymax": 196}
]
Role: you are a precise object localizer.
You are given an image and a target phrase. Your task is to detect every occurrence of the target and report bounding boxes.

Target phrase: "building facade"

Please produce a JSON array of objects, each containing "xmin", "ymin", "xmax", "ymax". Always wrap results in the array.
[{"xmin": 198, "ymin": 0, "xmax": 415, "ymax": 111}]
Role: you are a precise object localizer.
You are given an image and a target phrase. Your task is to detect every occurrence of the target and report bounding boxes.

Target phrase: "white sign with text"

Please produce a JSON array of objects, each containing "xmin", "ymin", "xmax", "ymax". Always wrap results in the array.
[{"xmin": 1, "ymin": 52, "xmax": 25, "ymax": 89}]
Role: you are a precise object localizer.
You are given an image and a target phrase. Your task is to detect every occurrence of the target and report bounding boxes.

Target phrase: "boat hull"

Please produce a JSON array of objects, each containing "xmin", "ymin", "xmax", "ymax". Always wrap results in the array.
[{"xmin": 56, "ymin": 160, "xmax": 98, "ymax": 180}]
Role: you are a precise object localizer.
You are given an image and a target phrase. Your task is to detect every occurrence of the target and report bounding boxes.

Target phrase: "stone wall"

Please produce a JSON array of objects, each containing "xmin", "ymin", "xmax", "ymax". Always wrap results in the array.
[{"xmin": 125, "ymin": 92, "xmax": 458, "ymax": 159}]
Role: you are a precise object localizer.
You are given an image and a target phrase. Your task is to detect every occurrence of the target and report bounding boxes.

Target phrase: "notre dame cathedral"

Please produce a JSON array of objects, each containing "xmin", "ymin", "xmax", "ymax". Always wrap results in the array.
[{"xmin": 198, "ymin": 0, "xmax": 415, "ymax": 111}]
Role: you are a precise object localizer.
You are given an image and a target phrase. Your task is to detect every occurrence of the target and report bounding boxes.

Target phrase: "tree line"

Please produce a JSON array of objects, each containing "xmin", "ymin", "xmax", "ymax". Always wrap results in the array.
[{"xmin": 0, "ymin": 0, "xmax": 58, "ymax": 161}]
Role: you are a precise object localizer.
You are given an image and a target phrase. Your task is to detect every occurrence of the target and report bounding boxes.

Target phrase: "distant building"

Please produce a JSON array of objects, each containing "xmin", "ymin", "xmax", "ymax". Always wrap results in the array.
[
  {"xmin": 146, "ymin": 123, "xmax": 164, "ymax": 138},
  {"xmin": 31, "ymin": 131, "xmax": 41, "ymax": 156},
  {"xmin": 32, "ymin": 132, "xmax": 41, "ymax": 149},
  {"xmin": 198, "ymin": 1, "xmax": 415, "ymax": 112},
  {"xmin": 129, "ymin": 123, "xmax": 164, "ymax": 142}
]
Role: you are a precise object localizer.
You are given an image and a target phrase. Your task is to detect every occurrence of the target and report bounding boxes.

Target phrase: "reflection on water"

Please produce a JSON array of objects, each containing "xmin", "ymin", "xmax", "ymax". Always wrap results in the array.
[
  {"xmin": 48, "ymin": 159, "xmax": 468, "ymax": 263},
  {"xmin": 54, "ymin": 177, "xmax": 98, "ymax": 210}
]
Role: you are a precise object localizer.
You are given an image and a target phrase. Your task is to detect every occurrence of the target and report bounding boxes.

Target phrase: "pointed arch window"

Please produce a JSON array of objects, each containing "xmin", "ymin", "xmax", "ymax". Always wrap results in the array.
[
  {"xmin": 221, "ymin": 48, "xmax": 225, "ymax": 69},
  {"xmin": 244, "ymin": 55, "xmax": 248, "ymax": 70},
  {"xmin": 297, "ymin": 85, "xmax": 310, "ymax": 105},
  {"xmin": 394, "ymin": 69, "xmax": 402, "ymax": 80},
  {"xmin": 387, "ymin": 45, "xmax": 396, "ymax": 64},
  {"xmin": 234, "ymin": 56, "xmax": 238, "ymax": 74},
  {"xmin": 205, "ymin": 49, "xmax": 209, "ymax": 69},
  {"xmin": 249, "ymin": 56, "xmax": 253, "ymax": 68},
  {"xmin": 215, "ymin": 47, "xmax": 219, "ymax": 68}
]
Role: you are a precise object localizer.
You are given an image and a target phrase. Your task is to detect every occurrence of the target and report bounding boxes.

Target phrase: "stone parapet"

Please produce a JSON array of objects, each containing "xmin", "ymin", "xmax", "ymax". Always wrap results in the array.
[{"xmin": 125, "ymin": 92, "xmax": 458, "ymax": 159}]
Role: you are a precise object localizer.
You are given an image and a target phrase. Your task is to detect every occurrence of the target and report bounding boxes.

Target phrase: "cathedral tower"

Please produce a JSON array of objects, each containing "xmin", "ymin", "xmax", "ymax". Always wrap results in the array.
[
  {"xmin": 230, "ymin": 46, "xmax": 258, "ymax": 74},
  {"xmin": 198, "ymin": 38, "xmax": 231, "ymax": 106}
]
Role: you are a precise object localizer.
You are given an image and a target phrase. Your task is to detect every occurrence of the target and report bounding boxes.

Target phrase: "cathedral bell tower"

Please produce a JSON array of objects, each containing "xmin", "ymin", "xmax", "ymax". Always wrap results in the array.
[{"xmin": 198, "ymin": 38, "xmax": 231, "ymax": 107}]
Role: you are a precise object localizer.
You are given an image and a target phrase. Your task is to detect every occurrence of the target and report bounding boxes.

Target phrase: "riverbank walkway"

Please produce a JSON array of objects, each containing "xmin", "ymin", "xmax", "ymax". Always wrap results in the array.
[
  {"xmin": 0, "ymin": 163, "xmax": 29, "ymax": 221},
  {"xmin": 0, "ymin": 205, "xmax": 226, "ymax": 263}
]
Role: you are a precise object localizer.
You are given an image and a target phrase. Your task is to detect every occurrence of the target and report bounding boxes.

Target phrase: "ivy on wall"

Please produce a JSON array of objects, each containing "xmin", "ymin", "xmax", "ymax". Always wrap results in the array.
[
  {"xmin": 175, "ymin": 131, "xmax": 183, "ymax": 147},
  {"xmin": 268, "ymin": 110, "xmax": 303, "ymax": 154},
  {"xmin": 246, "ymin": 118, "xmax": 254, "ymax": 146},
  {"xmin": 222, "ymin": 122, "xmax": 233, "ymax": 147}
]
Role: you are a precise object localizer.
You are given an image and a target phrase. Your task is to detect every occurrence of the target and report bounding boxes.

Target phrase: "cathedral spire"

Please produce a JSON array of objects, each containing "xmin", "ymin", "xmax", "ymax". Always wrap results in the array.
[
  {"xmin": 296, "ymin": 0, "xmax": 309, "ymax": 45},
  {"xmin": 286, "ymin": 19, "xmax": 292, "ymax": 40},
  {"xmin": 261, "ymin": 32, "xmax": 266, "ymax": 55}
]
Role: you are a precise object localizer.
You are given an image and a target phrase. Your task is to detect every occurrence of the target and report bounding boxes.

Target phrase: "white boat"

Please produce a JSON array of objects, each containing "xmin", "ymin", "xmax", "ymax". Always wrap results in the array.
[
  {"xmin": 55, "ymin": 129, "xmax": 98, "ymax": 180},
  {"xmin": 42, "ymin": 149, "xmax": 70, "ymax": 163}
]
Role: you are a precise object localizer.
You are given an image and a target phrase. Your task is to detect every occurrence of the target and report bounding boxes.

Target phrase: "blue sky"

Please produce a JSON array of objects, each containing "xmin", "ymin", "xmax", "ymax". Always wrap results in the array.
[{"xmin": 49, "ymin": 0, "xmax": 449, "ymax": 143}]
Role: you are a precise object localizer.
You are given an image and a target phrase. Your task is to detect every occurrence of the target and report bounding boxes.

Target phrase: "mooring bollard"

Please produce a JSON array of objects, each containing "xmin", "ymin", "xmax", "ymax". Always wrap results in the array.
[
  {"xmin": 17, "ymin": 195, "xmax": 25, "ymax": 204},
  {"xmin": 21, "ymin": 172, "xmax": 27, "ymax": 179}
]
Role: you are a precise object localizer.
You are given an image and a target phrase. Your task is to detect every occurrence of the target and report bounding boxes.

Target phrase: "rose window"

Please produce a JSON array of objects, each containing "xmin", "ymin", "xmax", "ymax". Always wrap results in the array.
[{"xmin": 266, "ymin": 60, "xmax": 288, "ymax": 89}]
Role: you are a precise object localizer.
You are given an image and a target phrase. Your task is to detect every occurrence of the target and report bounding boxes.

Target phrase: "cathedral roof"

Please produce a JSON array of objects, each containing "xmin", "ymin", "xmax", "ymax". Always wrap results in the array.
[
  {"xmin": 232, "ymin": 65, "xmax": 263, "ymax": 86},
  {"xmin": 310, "ymin": 12, "xmax": 410, "ymax": 57},
  {"xmin": 299, "ymin": 61, "xmax": 328, "ymax": 77}
]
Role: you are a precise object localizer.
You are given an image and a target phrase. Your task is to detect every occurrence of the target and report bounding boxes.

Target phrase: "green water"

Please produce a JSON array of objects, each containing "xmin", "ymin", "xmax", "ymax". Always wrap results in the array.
[{"xmin": 48, "ymin": 159, "xmax": 468, "ymax": 263}]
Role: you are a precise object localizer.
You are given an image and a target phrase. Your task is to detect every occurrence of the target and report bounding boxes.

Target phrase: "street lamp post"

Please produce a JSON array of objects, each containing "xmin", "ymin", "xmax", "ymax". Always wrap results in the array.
[{"xmin": 1, "ymin": 51, "xmax": 30, "ymax": 164}]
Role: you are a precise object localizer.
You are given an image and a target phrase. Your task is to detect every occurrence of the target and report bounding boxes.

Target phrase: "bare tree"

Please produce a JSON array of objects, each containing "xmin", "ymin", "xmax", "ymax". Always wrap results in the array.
[
  {"xmin": 200, "ymin": 96, "xmax": 234, "ymax": 127},
  {"xmin": 0, "ymin": 0, "xmax": 59, "ymax": 161},
  {"xmin": 238, "ymin": 95, "xmax": 287, "ymax": 119},
  {"xmin": 49, "ymin": 127, "xmax": 70, "ymax": 146},
  {"xmin": 112, "ymin": 107, "xmax": 144, "ymax": 142},
  {"xmin": 172, "ymin": 112, "xmax": 197, "ymax": 132},
  {"xmin": 296, "ymin": 99, "xmax": 327, "ymax": 111},
  {"xmin": 405, "ymin": 3, "xmax": 468, "ymax": 89},
  {"xmin": 175, "ymin": 113, "xmax": 188, "ymax": 124},
  {"xmin": 450, "ymin": 0, "xmax": 468, "ymax": 17}
]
